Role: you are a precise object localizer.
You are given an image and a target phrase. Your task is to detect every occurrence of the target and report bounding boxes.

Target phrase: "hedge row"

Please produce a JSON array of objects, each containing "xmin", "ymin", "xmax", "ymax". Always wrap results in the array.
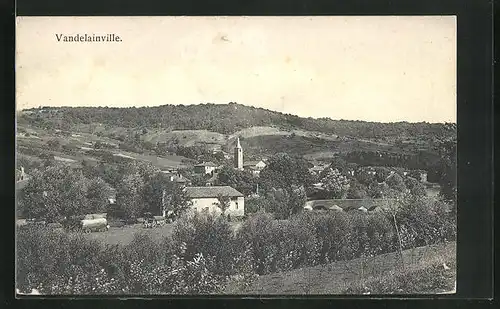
[{"xmin": 16, "ymin": 197, "xmax": 455, "ymax": 294}]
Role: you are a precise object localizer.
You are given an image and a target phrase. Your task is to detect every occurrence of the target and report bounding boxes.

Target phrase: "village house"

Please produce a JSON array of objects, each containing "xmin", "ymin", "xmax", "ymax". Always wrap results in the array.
[
  {"xmin": 161, "ymin": 171, "xmax": 192, "ymax": 186},
  {"xmin": 243, "ymin": 160, "xmax": 266, "ymax": 176},
  {"xmin": 243, "ymin": 160, "xmax": 267, "ymax": 170},
  {"xmin": 184, "ymin": 186, "xmax": 245, "ymax": 217},
  {"xmin": 308, "ymin": 164, "xmax": 329, "ymax": 176},
  {"xmin": 161, "ymin": 167, "xmax": 178, "ymax": 174},
  {"xmin": 193, "ymin": 162, "xmax": 218, "ymax": 175}
]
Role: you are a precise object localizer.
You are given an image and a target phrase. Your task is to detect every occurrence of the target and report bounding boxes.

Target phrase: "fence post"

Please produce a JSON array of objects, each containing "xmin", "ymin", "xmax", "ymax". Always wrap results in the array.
[{"xmin": 392, "ymin": 213, "xmax": 405, "ymax": 271}]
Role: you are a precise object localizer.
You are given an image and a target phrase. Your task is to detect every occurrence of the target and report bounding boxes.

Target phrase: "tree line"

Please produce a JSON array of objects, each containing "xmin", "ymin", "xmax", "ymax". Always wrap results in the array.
[
  {"xmin": 19, "ymin": 103, "xmax": 455, "ymax": 138},
  {"xmin": 17, "ymin": 162, "xmax": 191, "ymax": 223}
]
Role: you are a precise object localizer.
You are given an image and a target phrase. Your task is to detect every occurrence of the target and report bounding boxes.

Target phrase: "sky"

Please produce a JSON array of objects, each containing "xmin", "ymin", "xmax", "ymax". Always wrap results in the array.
[{"xmin": 16, "ymin": 16, "xmax": 456, "ymax": 123}]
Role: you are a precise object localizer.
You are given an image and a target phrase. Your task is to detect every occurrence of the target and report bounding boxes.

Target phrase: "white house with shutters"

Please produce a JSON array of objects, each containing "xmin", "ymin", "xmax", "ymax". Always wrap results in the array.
[{"xmin": 184, "ymin": 186, "xmax": 245, "ymax": 217}]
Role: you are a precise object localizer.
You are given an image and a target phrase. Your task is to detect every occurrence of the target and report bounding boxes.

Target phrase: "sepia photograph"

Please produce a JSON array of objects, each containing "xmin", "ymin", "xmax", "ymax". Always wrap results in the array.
[{"xmin": 15, "ymin": 16, "xmax": 457, "ymax": 296}]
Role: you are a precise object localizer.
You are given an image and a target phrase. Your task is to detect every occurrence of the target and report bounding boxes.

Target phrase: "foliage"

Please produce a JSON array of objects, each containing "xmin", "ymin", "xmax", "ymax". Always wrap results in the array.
[
  {"xmin": 163, "ymin": 183, "xmax": 192, "ymax": 220},
  {"xmin": 264, "ymin": 186, "xmax": 307, "ymax": 219},
  {"xmin": 19, "ymin": 104, "xmax": 455, "ymax": 140},
  {"xmin": 346, "ymin": 181, "xmax": 369, "ymax": 199},
  {"xmin": 404, "ymin": 177, "xmax": 426, "ymax": 197},
  {"xmin": 172, "ymin": 212, "xmax": 238, "ymax": 276},
  {"xmin": 259, "ymin": 153, "xmax": 313, "ymax": 193},
  {"xmin": 244, "ymin": 196, "xmax": 269, "ymax": 215},
  {"xmin": 437, "ymin": 138, "xmax": 457, "ymax": 204},
  {"xmin": 215, "ymin": 166, "xmax": 256, "ymax": 196},
  {"xmin": 115, "ymin": 172, "xmax": 144, "ymax": 220},
  {"xmin": 386, "ymin": 173, "xmax": 406, "ymax": 192},
  {"xmin": 396, "ymin": 196, "xmax": 455, "ymax": 249},
  {"xmin": 16, "ymin": 194, "xmax": 456, "ymax": 295},
  {"xmin": 214, "ymin": 194, "xmax": 231, "ymax": 215},
  {"xmin": 19, "ymin": 166, "xmax": 91, "ymax": 222},
  {"xmin": 85, "ymin": 177, "xmax": 112, "ymax": 214},
  {"xmin": 320, "ymin": 168, "xmax": 351, "ymax": 199},
  {"xmin": 141, "ymin": 172, "xmax": 170, "ymax": 215}
]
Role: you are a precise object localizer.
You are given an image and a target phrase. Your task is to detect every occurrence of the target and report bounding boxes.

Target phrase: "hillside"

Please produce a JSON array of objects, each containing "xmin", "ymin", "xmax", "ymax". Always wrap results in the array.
[
  {"xmin": 227, "ymin": 241, "xmax": 456, "ymax": 295},
  {"xmin": 18, "ymin": 103, "xmax": 456, "ymax": 139},
  {"xmin": 16, "ymin": 103, "xmax": 456, "ymax": 173}
]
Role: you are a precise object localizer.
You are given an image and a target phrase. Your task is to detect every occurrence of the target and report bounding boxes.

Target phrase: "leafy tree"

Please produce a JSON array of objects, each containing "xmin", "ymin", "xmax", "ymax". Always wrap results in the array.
[
  {"xmin": 115, "ymin": 172, "xmax": 144, "ymax": 220},
  {"xmin": 244, "ymin": 196, "xmax": 270, "ymax": 215},
  {"xmin": 163, "ymin": 183, "xmax": 192, "ymax": 220},
  {"xmin": 142, "ymin": 172, "xmax": 171, "ymax": 215},
  {"xmin": 386, "ymin": 173, "xmax": 406, "ymax": 192},
  {"xmin": 374, "ymin": 167, "xmax": 391, "ymax": 183},
  {"xmin": 19, "ymin": 165, "xmax": 89, "ymax": 221},
  {"xmin": 320, "ymin": 168, "xmax": 350, "ymax": 199},
  {"xmin": 355, "ymin": 168, "xmax": 376, "ymax": 186},
  {"xmin": 259, "ymin": 153, "xmax": 313, "ymax": 193},
  {"xmin": 214, "ymin": 194, "xmax": 231, "ymax": 215},
  {"xmin": 215, "ymin": 166, "xmax": 256, "ymax": 196},
  {"xmin": 329, "ymin": 157, "xmax": 349, "ymax": 174},
  {"xmin": 190, "ymin": 173, "xmax": 208, "ymax": 187},
  {"xmin": 437, "ymin": 138, "xmax": 457, "ymax": 204},
  {"xmin": 86, "ymin": 177, "xmax": 112, "ymax": 214},
  {"xmin": 405, "ymin": 177, "xmax": 426, "ymax": 197},
  {"xmin": 265, "ymin": 185, "xmax": 307, "ymax": 219},
  {"xmin": 346, "ymin": 180, "xmax": 369, "ymax": 199}
]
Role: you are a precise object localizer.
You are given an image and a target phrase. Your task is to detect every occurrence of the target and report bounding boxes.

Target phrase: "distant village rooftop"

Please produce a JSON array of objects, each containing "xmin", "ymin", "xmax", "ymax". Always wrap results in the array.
[{"xmin": 194, "ymin": 161, "xmax": 218, "ymax": 167}]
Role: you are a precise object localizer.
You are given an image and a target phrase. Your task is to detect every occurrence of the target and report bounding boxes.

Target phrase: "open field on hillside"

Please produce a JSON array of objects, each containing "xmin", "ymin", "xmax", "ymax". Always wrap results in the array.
[{"xmin": 227, "ymin": 241, "xmax": 456, "ymax": 295}]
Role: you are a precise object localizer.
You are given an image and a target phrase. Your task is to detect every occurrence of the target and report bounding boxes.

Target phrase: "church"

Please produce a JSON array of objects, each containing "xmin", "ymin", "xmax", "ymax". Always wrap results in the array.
[
  {"xmin": 234, "ymin": 137, "xmax": 244, "ymax": 170},
  {"xmin": 233, "ymin": 137, "xmax": 266, "ymax": 175}
]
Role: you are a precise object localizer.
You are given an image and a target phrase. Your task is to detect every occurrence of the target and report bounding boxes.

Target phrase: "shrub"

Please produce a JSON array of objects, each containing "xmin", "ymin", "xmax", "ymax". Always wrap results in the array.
[
  {"xmin": 396, "ymin": 196, "xmax": 454, "ymax": 249},
  {"xmin": 172, "ymin": 212, "xmax": 238, "ymax": 276},
  {"xmin": 237, "ymin": 211, "xmax": 275, "ymax": 275},
  {"xmin": 238, "ymin": 211, "xmax": 319, "ymax": 274}
]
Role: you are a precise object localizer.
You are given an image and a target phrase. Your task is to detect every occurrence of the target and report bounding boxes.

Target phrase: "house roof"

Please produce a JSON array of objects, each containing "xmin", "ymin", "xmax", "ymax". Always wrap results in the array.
[
  {"xmin": 244, "ymin": 160, "xmax": 264, "ymax": 166},
  {"xmin": 304, "ymin": 199, "xmax": 396, "ymax": 211},
  {"xmin": 162, "ymin": 172, "xmax": 190, "ymax": 183},
  {"xmin": 185, "ymin": 186, "xmax": 244, "ymax": 198},
  {"xmin": 309, "ymin": 165, "xmax": 327, "ymax": 172},
  {"xmin": 194, "ymin": 161, "xmax": 218, "ymax": 167}
]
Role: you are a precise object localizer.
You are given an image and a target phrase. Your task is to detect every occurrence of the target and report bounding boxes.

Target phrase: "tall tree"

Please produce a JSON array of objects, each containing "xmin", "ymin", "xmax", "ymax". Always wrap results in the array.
[
  {"xmin": 116, "ymin": 172, "xmax": 144, "ymax": 220},
  {"xmin": 85, "ymin": 177, "xmax": 112, "ymax": 214},
  {"xmin": 142, "ymin": 172, "xmax": 171, "ymax": 215},
  {"xmin": 163, "ymin": 182, "xmax": 192, "ymax": 220},
  {"xmin": 437, "ymin": 138, "xmax": 457, "ymax": 204}
]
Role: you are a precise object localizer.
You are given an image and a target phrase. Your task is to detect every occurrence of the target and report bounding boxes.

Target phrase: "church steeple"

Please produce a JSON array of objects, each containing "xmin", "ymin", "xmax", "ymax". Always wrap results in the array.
[{"xmin": 234, "ymin": 137, "xmax": 243, "ymax": 170}]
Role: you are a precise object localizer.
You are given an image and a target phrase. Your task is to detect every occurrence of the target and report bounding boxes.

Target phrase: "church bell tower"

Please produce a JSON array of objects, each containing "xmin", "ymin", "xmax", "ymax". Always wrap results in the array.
[{"xmin": 234, "ymin": 137, "xmax": 243, "ymax": 170}]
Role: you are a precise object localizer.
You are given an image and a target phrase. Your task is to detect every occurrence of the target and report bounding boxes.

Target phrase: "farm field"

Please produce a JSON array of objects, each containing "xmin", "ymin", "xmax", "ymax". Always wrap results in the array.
[
  {"xmin": 81, "ymin": 221, "xmax": 243, "ymax": 246},
  {"xmin": 227, "ymin": 241, "xmax": 456, "ymax": 295}
]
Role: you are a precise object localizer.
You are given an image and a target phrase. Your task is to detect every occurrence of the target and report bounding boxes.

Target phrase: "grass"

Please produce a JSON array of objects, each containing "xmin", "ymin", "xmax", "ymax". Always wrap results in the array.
[
  {"xmin": 80, "ymin": 223, "xmax": 175, "ymax": 246},
  {"xmin": 228, "ymin": 241, "xmax": 456, "ymax": 295},
  {"xmin": 80, "ymin": 221, "xmax": 243, "ymax": 246}
]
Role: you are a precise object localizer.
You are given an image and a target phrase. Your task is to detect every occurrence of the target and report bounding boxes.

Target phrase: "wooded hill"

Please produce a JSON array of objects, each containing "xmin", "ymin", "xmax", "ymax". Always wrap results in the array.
[{"xmin": 18, "ymin": 102, "xmax": 456, "ymax": 139}]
